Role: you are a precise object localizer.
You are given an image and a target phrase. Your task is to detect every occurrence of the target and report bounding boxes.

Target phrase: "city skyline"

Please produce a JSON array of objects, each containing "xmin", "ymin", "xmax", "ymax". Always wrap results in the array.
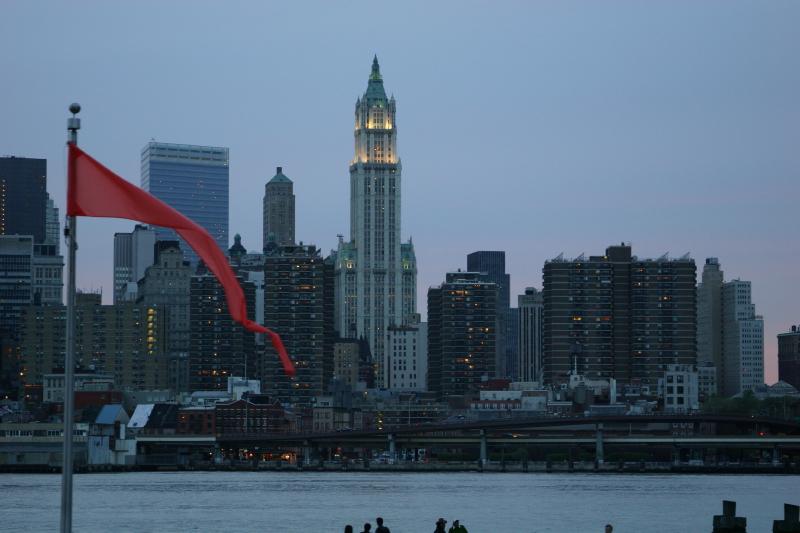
[{"xmin": 1, "ymin": 1, "xmax": 798, "ymax": 383}]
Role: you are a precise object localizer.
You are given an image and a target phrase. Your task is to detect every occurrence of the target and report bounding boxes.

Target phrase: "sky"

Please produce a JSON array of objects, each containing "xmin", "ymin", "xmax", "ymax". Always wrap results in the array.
[{"xmin": 1, "ymin": 1, "xmax": 798, "ymax": 383}]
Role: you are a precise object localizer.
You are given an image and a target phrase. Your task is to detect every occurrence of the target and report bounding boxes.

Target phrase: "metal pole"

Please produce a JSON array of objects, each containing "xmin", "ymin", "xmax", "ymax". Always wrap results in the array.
[{"xmin": 61, "ymin": 102, "xmax": 80, "ymax": 533}]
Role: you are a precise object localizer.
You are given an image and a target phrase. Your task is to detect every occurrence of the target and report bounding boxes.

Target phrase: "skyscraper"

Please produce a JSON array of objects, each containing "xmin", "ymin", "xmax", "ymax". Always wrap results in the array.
[
  {"xmin": 262, "ymin": 166, "xmax": 295, "ymax": 249},
  {"xmin": 542, "ymin": 244, "xmax": 696, "ymax": 390},
  {"xmin": 113, "ymin": 225, "xmax": 156, "ymax": 303},
  {"xmin": 721, "ymin": 280, "xmax": 764, "ymax": 396},
  {"xmin": 0, "ymin": 157, "xmax": 47, "ymax": 243},
  {"xmin": 141, "ymin": 142, "xmax": 229, "ymax": 264},
  {"xmin": 517, "ymin": 287, "xmax": 544, "ymax": 383},
  {"xmin": 334, "ymin": 57, "xmax": 417, "ymax": 386},
  {"xmin": 467, "ymin": 251, "xmax": 511, "ymax": 378},
  {"xmin": 427, "ymin": 271, "xmax": 497, "ymax": 399},
  {"xmin": 696, "ymin": 258, "xmax": 765, "ymax": 396}
]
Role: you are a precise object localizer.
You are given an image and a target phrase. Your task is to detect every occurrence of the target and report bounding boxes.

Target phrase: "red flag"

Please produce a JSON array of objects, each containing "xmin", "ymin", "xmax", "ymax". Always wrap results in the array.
[{"xmin": 67, "ymin": 144, "xmax": 295, "ymax": 377}]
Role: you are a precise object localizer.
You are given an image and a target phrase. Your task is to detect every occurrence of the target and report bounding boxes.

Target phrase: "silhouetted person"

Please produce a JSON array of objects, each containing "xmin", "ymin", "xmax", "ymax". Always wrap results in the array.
[
  {"xmin": 361, "ymin": 523, "xmax": 372, "ymax": 533},
  {"xmin": 449, "ymin": 520, "xmax": 468, "ymax": 533},
  {"xmin": 344, "ymin": 527, "xmax": 353, "ymax": 533},
  {"xmin": 605, "ymin": 525, "xmax": 613, "ymax": 533},
  {"xmin": 375, "ymin": 517, "xmax": 390, "ymax": 533},
  {"xmin": 434, "ymin": 518, "xmax": 447, "ymax": 533}
]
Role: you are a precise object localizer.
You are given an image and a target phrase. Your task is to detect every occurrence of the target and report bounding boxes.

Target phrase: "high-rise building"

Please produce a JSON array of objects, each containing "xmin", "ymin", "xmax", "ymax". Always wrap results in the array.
[
  {"xmin": 467, "ymin": 251, "xmax": 511, "ymax": 378},
  {"xmin": 778, "ymin": 325, "xmax": 800, "ymax": 390},
  {"xmin": 44, "ymin": 194, "xmax": 60, "ymax": 253},
  {"xmin": 189, "ymin": 267, "xmax": 256, "ymax": 391},
  {"xmin": 0, "ymin": 157, "xmax": 47, "ymax": 243},
  {"xmin": 542, "ymin": 244, "xmax": 696, "ymax": 390},
  {"xmin": 385, "ymin": 317, "xmax": 427, "ymax": 391},
  {"xmin": 141, "ymin": 142, "xmax": 229, "ymax": 265},
  {"xmin": 20, "ymin": 293, "xmax": 168, "ymax": 390},
  {"xmin": 696, "ymin": 258, "xmax": 765, "ymax": 397},
  {"xmin": 697, "ymin": 258, "xmax": 723, "ymax": 372},
  {"xmin": 517, "ymin": 287, "xmax": 544, "ymax": 383},
  {"xmin": 261, "ymin": 244, "xmax": 325, "ymax": 406},
  {"xmin": 334, "ymin": 57, "xmax": 417, "ymax": 387},
  {"xmin": 721, "ymin": 280, "xmax": 764, "ymax": 396},
  {"xmin": 427, "ymin": 272, "xmax": 497, "ymax": 399},
  {"xmin": 137, "ymin": 242, "xmax": 192, "ymax": 392},
  {"xmin": 113, "ymin": 225, "xmax": 156, "ymax": 303},
  {"xmin": 262, "ymin": 166, "xmax": 295, "ymax": 249},
  {"xmin": 0, "ymin": 236, "xmax": 34, "ymax": 338}
]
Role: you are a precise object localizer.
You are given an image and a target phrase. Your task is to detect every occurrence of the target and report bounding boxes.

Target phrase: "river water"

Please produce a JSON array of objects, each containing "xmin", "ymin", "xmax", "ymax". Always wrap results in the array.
[{"xmin": 2, "ymin": 471, "xmax": 797, "ymax": 532}]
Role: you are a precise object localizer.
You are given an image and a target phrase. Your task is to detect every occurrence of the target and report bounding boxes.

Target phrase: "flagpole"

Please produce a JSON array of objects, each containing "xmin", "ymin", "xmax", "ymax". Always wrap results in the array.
[{"xmin": 61, "ymin": 102, "xmax": 80, "ymax": 533}]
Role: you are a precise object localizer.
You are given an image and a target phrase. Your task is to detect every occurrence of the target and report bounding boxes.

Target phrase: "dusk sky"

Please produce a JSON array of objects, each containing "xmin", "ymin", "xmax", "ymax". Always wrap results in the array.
[{"xmin": 2, "ymin": 1, "xmax": 797, "ymax": 382}]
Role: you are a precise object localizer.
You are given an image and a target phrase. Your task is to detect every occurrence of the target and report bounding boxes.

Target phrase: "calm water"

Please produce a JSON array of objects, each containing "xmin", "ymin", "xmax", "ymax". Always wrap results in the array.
[{"xmin": 1, "ymin": 471, "xmax": 797, "ymax": 532}]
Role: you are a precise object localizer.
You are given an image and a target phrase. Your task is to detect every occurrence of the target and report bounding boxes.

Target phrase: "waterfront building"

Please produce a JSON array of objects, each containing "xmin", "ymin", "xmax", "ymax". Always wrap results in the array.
[
  {"xmin": 19, "ymin": 293, "xmax": 168, "ymax": 390},
  {"xmin": 542, "ymin": 244, "xmax": 696, "ymax": 391},
  {"xmin": 137, "ymin": 242, "xmax": 192, "ymax": 392},
  {"xmin": 141, "ymin": 142, "xmax": 229, "ymax": 264},
  {"xmin": 334, "ymin": 57, "xmax": 418, "ymax": 387},
  {"xmin": 517, "ymin": 287, "xmax": 544, "ymax": 383},
  {"xmin": 467, "ymin": 251, "xmax": 511, "ymax": 378},
  {"xmin": 262, "ymin": 166, "xmax": 295, "ymax": 249},
  {"xmin": 721, "ymin": 280, "xmax": 764, "ymax": 396},
  {"xmin": 261, "ymin": 244, "xmax": 325, "ymax": 407},
  {"xmin": 427, "ymin": 271, "xmax": 497, "ymax": 399},
  {"xmin": 385, "ymin": 317, "xmax": 427, "ymax": 392},
  {"xmin": 778, "ymin": 325, "xmax": 800, "ymax": 390},
  {"xmin": 661, "ymin": 364, "xmax": 700, "ymax": 413},
  {"xmin": 189, "ymin": 266, "xmax": 256, "ymax": 391},
  {"xmin": 0, "ymin": 156, "xmax": 47, "ymax": 243},
  {"xmin": 214, "ymin": 395, "xmax": 292, "ymax": 436},
  {"xmin": 113, "ymin": 225, "xmax": 156, "ymax": 303}
]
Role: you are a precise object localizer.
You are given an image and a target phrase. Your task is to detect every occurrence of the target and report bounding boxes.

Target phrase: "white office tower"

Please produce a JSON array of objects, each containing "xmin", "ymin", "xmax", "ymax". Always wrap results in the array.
[
  {"xmin": 517, "ymin": 288, "xmax": 544, "ymax": 383},
  {"xmin": 335, "ymin": 57, "xmax": 417, "ymax": 387},
  {"xmin": 385, "ymin": 318, "xmax": 427, "ymax": 391},
  {"xmin": 721, "ymin": 280, "xmax": 764, "ymax": 396}
]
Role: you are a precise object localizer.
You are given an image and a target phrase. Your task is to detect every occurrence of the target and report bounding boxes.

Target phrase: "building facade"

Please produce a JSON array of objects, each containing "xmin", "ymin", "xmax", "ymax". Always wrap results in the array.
[
  {"xmin": 19, "ymin": 293, "xmax": 168, "ymax": 390},
  {"xmin": 427, "ymin": 272, "xmax": 497, "ymax": 399},
  {"xmin": 697, "ymin": 258, "xmax": 723, "ymax": 372},
  {"xmin": 334, "ymin": 57, "xmax": 417, "ymax": 387},
  {"xmin": 385, "ymin": 319, "xmax": 427, "ymax": 392},
  {"xmin": 778, "ymin": 325, "xmax": 800, "ymax": 390},
  {"xmin": 517, "ymin": 287, "xmax": 544, "ymax": 383},
  {"xmin": 542, "ymin": 244, "xmax": 696, "ymax": 391},
  {"xmin": 189, "ymin": 269, "xmax": 256, "ymax": 391},
  {"xmin": 467, "ymin": 251, "xmax": 511, "ymax": 379},
  {"xmin": 0, "ymin": 157, "xmax": 47, "ymax": 243},
  {"xmin": 261, "ymin": 244, "xmax": 325, "ymax": 407},
  {"xmin": 262, "ymin": 166, "xmax": 295, "ymax": 249},
  {"xmin": 113, "ymin": 225, "xmax": 156, "ymax": 303},
  {"xmin": 721, "ymin": 280, "xmax": 764, "ymax": 396},
  {"xmin": 141, "ymin": 142, "xmax": 229, "ymax": 265}
]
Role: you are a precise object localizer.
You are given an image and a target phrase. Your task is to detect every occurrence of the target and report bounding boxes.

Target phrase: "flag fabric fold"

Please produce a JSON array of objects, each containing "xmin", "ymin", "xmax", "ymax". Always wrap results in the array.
[{"xmin": 67, "ymin": 143, "xmax": 295, "ymax": 377}]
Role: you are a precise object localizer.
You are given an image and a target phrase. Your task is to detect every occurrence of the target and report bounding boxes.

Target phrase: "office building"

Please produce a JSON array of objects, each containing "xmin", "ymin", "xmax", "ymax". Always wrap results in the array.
[
  {"xmin": 542, "ymin": 244, "xmax": 696, "ymax": 390},
  {"xmin": 334, "ymin": 57, "xmax": 418, "ymax": 387},
  {"xmin": 19, "ymin": 293, "xmax": 168, "ymax": 390},
  {"xmin": 721, "ymin": 280, "xmax": 764, "ymax": 396},
  {"xmin": 778, "ymin": 325, "xmax": 800, "ymax": 390},
  {"xmin": 189, "ymin": 267, "xmax": 256, "ymax": 391},
  {"xmin": 427, "ymin": 271, "xmax": 497, "ymax": 398},
  {"xmin": 261, "ymin": 244, "xmax": 325, "ymax": 407},
  {"xmin": 113, "ymin": 225, "xmax": 156, "ymax": 303},
  {"xmin": 385, "ymin": 317, "xmax": 427, "ymax": 392},
  {"xmin": 517, "ymin": 287, "xmax": 544, "ymax": 383},
  {"xmin": 141, "ymin": 142, "xmax": 229, "ymax": 264},
  {"xmin": 137, "ymin": 242, "xmax": 192, "ymax": 392},
  {"xmin": 467, "ymin": 251, "xmax": 511, "ymax": 378},
  {"xmin": 263, "ymin": 166, "xmax": 295, "ymax": 249},
  {"xmin": 662, "ymin": 364, "xmax": 699, "ymax": 413},
  {"xmin": 44, "ymin": 194, "xmax": 60, "ymax": 252},
  {"xmin": 697, "ymin": 258, "xmax": 723, "ymax": 369},
  {"xmin": 0, "ymin": 157, "xmax": 47, "ymax": 243}
]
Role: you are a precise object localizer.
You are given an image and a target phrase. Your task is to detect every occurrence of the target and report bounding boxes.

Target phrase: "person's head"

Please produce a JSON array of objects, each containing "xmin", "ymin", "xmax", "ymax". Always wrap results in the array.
[
  {"xmin": 453, "ymin": 520, "xmax": 460, "ymax": 527},
  {"xmin": 605, "ymin": 525, "xmax": 613, "ymax": 533},
  {"xmin": 345, "ymin": 526, "xmax": 353, "ymax": 533},
  {"xmin": 364, "ymin": 523, "xmax": 371, "ymax": 532},
  {"xmin": 437, "ymin": 518, "xmax": 447, "ymax": 527},
  {"xmin": 376, "ymin": 517, "xmax": 383, "ymax": 526}
]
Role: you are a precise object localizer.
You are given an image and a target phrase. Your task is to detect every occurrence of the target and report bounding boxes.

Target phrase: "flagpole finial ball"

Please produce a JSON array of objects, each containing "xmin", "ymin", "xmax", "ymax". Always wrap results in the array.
[{"xmin": 69, "ymin": 103, "xmax": 81, "ymax": 115}]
